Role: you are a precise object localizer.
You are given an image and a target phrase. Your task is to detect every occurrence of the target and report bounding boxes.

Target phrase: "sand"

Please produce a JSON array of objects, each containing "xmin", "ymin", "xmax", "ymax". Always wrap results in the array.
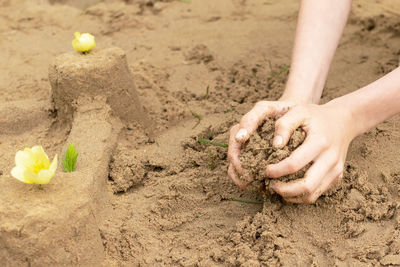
[
  {"xmin": 239, "ymin": 118, "xmax": 307, "ymax": 190},
  {"xmin": 0, "ymin": 0, "xmax": 399, "ymax": 266}
]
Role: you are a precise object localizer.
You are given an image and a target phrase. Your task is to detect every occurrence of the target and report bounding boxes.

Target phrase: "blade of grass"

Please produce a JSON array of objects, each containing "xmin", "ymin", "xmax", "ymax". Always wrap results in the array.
[
  {"xmin": 205, "ymin": 85, "xmax": 210, "ymax": 100},
  {"xmin": 198, "ymin": 138, "xmax": 228, "ymax": 148},
  {"xmin": 276, "ymin": 64, "xmax": 290, "ymax": 77},
  {"xmin": 191, "ymin": 110, "xmax": 202, "ymax": 129},
  {"xmin": 224, "ymin": 108, "xmax": 235, "ymax": 113}
]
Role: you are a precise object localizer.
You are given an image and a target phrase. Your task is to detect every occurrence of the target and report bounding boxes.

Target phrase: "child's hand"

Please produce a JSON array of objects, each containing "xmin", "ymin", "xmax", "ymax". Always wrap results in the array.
[
  {"xmin": 228, "ymin": 100, "xmax": 296, "ymax": 189},
  {"xmin": 228, "ymin": 100, "xmax": 356, "ymax": 204},
  {"xmin": 267, "ymin": 102, "xmax": 355, "ymax": 203}
]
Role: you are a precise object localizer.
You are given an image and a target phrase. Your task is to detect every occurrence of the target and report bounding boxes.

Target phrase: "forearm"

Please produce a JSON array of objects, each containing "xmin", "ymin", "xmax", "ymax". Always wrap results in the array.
[
  {"xmin": 281, "ymin": 0, "xmax": 352, "ymax": 104},
  {"xmin": 330, "ymin": 67, "xmax": 400, "ymax": 137}
]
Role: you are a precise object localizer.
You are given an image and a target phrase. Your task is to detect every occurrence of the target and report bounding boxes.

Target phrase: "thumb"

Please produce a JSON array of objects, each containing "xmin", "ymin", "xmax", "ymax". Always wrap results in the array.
[{"xmin": 273, "ymin": 108, "xmax": 305, "ymax": 148}]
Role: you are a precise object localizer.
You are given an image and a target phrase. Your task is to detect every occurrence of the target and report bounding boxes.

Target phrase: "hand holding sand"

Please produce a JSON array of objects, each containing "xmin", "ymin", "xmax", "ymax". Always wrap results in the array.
[
  {"xmin": 228, "ymin": 101, "xmax": 357, "ymax": 204},
  {"xmin": 227, "ymin": 100, "xmax": 295, "ymax": 189}
]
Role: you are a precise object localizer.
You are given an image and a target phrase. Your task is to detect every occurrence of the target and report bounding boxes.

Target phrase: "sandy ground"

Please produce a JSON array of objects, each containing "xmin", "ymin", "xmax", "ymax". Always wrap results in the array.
[{"xmin": 0, "ymin": 0, "xmax": 400, "ymax": 266}]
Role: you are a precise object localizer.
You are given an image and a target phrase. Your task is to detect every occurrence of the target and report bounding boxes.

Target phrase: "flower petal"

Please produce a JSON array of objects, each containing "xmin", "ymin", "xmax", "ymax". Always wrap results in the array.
[
  {"xmin": 31, "ymin": 145, "xmax": 50, "ymax": 169},
  {"xmin": 36, "ymin": 154, "xmax": 58, "ymax": 184},
  {"xmin": 36, "ymin": 170, "xmax": 53, "ymax": 184},
  {"xmin": 24, "ymin": 168, "xmax": 39, "ymax": 183},
  {"xmin": 11, "ymin": 166, "xmax": 34, "ymax": 184},
  {"xmin": 15, "ymin": 150, "xmax": 35, "ymax": 168}
]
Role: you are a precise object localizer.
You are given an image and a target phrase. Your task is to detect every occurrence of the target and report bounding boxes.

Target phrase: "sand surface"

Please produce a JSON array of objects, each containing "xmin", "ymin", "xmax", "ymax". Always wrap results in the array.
[{"xmin": 0, "ymin": 0, "xmax": 400, "ymax": 266}]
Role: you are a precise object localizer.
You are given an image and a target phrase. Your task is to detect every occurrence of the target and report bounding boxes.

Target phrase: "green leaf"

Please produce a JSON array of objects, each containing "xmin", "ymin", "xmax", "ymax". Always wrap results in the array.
[
  {"xmin": 191, "ymin": 110, "xmax": 202, "ymax": 129},
  {"xmin": 198, "ymin": 138, "xmax": 228, "ymax": 148},
  {"xmin": 62, "ymin": 143, "xmax": 79, "ymax": 172},
  {"xmin": 205, "ymin": 85, "xmax": 210, "ymax": 100}
]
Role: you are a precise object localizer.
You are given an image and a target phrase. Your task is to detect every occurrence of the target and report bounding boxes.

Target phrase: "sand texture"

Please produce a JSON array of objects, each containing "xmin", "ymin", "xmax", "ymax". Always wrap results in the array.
[
  {"xmin": 239, "ymin": 118, "xmax": 307, "ymax": 189},
  {"xmin": 0, "ymin": 0, "xmax": 400, "ymax": 266}
]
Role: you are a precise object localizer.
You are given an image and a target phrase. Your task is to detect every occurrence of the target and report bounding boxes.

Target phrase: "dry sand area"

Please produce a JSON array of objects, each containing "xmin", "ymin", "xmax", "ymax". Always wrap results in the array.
[{"xmin": 1, "ymin": 0, "xmax": 400, "ymax": 266}]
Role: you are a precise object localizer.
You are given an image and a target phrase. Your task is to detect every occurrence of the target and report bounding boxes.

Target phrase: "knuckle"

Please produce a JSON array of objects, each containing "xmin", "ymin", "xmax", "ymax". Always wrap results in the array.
[
  {"xmin": 333, "ymin": 164, "xmax": 344, "ymax": 176},
  {"xmin": 285, "ymin": 161, "xmax": 299, "ymax": 173},
  {"xmin": 302, "ymin": 180, "xmax": 314, "ymax": 195},
  {"xmin": 240, "ymin": 113, "xmax": 255, "ymax": 126},
  {"xmin": 318, "ymin": 136, "xmax": 329, "ymax": 149},
  {"xmin": 304, "ymin": 195, "xmax": 318, "ymax": 204},
  {"xmin": 274, "ymin": 118, "xmax": 286, "ymax": 130}
]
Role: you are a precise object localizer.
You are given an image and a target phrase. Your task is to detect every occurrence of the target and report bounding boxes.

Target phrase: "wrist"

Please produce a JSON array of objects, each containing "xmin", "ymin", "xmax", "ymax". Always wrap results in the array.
[
  {"xmin": 324, "ymin": 96, "xmax": 366, "ymax": 139},
  {"xmin": 279, "ymin": 91, "xmax": 314, "ymax": 105},
  {"xmin": 282, "ymin": 77, "xmax": 325, "ymax": 105},
  {"xmin": 280, "ymin": 87, "xmax": 320, "ymax": 105}
]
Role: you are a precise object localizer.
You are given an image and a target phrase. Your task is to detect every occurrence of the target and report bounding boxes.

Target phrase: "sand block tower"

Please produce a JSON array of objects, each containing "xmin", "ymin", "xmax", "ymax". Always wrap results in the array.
[{"xmin": 49, "ymin": 47, "xmax": 150, "ymax": 128}]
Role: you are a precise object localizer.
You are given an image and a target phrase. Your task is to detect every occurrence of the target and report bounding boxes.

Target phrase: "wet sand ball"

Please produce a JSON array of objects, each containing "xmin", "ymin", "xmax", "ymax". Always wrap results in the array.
[{"xmin": 239, "ymin": 118, "xmax": 309, "ymax": 190}]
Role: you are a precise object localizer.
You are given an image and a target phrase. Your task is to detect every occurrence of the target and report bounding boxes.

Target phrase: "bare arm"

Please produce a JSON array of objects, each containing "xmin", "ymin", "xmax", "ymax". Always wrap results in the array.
[
  {"xmin": 228, "ymin": 0, "xmax": 353, "ymax": 187},
  {"xmin": 282, "ymin": 0, "xmax": 352, "ymax": 104},
  {"xmin": 335, "ymin": 67, "xmax": 400, "ymax": 137}
]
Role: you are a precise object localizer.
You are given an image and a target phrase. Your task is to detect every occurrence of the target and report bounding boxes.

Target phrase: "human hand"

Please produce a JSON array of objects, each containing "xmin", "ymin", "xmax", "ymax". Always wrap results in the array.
[
  {"xmin": 267, "ymin": 102, "xmax": 356, "ymax": 203},
  {"xmin": 228, "ymin": 100, "xmax": 296, "ymax": 189}
]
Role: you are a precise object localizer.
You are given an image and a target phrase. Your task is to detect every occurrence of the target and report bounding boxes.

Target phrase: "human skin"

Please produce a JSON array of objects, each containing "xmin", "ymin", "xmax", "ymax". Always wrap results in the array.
[{"xmin": 228, "ymin": 0, "xmax": 400, "ymax": 203}]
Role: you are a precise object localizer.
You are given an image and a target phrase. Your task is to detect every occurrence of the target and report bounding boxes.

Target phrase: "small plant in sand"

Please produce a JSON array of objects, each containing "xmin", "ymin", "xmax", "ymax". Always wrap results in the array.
[
  {"xmin": 72, "ymin": 32, "xmax": 96, "ymax": 54},
  {"xmin": 62, "ymin": 143, "xmax": 78, "ymax": 172},
  {"xmin": 198, "ymin": 138, "xmax": 228, "ymax": 148},
  {"xmin": 11, "ymin": 146, "xmax": 58, "ymax": 189},
  {"xmin": 191, "ymin": 110, "xmax": 203, "ymax": 129}
]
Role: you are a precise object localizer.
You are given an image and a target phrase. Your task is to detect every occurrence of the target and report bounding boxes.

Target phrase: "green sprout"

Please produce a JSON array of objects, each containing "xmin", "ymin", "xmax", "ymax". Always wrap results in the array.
[
  {"xmin": 205, "ymin": 85, "xmax": 210, "ymax": 100},
  {"xmin": 62, "ymin": 143, "xmax": 78, "ymax": 172},
  {"xmin": 191, "ymin": 110, "xmax": 203, "ymax": 129},
  {"xmin": 276, "ymin": 64, "xmax": 290, "ymax": 77},
  {"xmin": 198, "ymin": 138, "xmax": 228, "ymax": 148},
  {"xmin": 224, "ymin": 108, "xmax": 235, "ymax": 113}
]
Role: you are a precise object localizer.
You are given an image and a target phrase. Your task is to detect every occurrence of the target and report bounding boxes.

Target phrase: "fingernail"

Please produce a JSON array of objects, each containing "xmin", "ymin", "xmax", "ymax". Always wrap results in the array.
[
  {"xmin": 273, "ymin": 135, "xmax": 283, "ymax": 148},
  {"xmin": 235, "ymin": 129, "xmax": 248, "ymax": 141}
]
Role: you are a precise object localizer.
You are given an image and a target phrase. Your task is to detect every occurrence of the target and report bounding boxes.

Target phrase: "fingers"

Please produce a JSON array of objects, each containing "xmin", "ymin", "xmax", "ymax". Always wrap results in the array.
[
  {"xmin": 228, "ymin": 124, "xmax": 244, "ymax": 175},
  {"xmin": 283, "ymin": 170, "xmax": 342, "ymax": 204},
  {"xmin": 235, "ymin": 101, "xmax": 284, "ymax": 143},
  {"xmin": 273, "ymin": 108, "xmax": 307, "ymax": 148},
  {"xmin": 270, "ymin": 150, "xmax": 337, "ymax": 199},
  {"xmin": 266, "ymin": 134, "xmax": 327, "ymax": 178},
  {"xmin": 228, "ymin": 164, "xmax": 247, "ymax": 190}
]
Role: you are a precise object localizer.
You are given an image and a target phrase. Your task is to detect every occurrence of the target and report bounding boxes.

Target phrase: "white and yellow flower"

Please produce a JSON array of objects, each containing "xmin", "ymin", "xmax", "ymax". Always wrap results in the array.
[
  {"xmin": 72, "ymin": 32, "xmax": 96, "ymax": 53},
  {"xmin": 11, "ymin": 146, "xmax": 58, "ymax": 185}
]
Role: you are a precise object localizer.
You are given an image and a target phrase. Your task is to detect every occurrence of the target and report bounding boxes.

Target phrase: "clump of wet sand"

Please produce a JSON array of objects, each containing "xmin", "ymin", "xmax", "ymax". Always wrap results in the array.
[{"xmin": 239, "ymin": 118, "xmax": 308, "ymax": 189}]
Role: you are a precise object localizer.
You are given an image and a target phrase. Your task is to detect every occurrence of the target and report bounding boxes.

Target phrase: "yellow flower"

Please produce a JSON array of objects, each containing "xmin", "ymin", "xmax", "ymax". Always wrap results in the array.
[
  {"xmin": 11, "ymin": 146, "xmax": 58, "ymax": 185},
  {"xmin": 72, "ymin": 32, "xmax": 96, "ymax": 53}
]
